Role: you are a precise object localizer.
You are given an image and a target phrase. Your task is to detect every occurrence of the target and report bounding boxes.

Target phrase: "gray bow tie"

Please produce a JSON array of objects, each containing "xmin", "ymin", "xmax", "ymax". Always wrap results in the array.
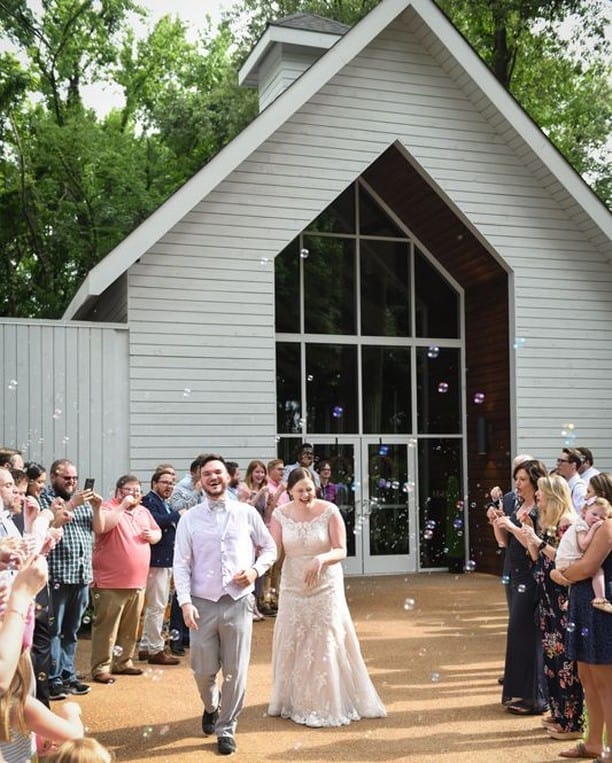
[{"xmin": 208, "ymin": 499, "xmax": 226, "ymax": 512}]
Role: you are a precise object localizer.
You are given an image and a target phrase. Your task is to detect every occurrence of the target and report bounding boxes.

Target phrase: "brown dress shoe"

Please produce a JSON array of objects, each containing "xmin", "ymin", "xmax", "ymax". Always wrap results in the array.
[
  {"xmin": 93, "ymin": 673, "xmax": 116, "ymax": 684},
  {"xmin": 137, "ymin": 650, "xmax": 149, "ymax": 661},
  {"xmin": 148, "ymin": 650, "xmax": 180, "ymax": 666},
  {"xmin": 111, "ymin": 666, "xmax": 143, "ymax": 675}
]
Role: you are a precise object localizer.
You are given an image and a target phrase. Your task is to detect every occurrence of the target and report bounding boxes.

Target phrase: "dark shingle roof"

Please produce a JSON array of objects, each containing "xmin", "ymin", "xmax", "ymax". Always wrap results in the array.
[{"xmin": 270, "ymin": 13, "xmax": 350, "ymax": 35}]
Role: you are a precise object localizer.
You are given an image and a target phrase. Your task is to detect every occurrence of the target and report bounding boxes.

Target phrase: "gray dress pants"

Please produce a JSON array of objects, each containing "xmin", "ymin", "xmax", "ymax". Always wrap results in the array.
[{"xmin": 190, "ymin": 594, "xmax": 253, "ymax": 738}]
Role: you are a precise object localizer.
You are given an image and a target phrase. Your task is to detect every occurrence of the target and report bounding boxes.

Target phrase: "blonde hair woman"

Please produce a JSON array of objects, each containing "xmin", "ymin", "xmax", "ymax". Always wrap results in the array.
[{"xmin": 519, "ymin": 474, "xmax": 584, "ymax": 740}]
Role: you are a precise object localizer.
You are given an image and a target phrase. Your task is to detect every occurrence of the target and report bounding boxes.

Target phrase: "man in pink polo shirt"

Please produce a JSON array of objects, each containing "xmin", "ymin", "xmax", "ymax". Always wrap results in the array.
[{"xmin": 90, "ymin": 474, "xmax": 161, "ymax": 684}]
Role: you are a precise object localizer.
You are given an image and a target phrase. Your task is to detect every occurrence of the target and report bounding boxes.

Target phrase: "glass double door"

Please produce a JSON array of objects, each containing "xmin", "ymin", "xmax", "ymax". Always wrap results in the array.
[{"xmin": 309, "ymin": 438, "xmax": 417, "ymax": 575}]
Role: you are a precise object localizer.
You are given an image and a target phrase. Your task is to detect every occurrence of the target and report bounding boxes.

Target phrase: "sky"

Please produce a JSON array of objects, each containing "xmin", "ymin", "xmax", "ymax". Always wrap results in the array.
[{"xmin": 139, "ymin": 0, "xmax": 236, "ymax": 28}]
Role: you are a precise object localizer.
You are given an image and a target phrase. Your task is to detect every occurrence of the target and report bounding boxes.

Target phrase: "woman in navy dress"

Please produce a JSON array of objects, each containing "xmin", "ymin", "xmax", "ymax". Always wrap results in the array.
[
  {"xmin": 552, "ymin": 473, "xmax": 612, "ymax": 761},
  {"xmin": 494, "ymin": 459, "xmax": 548, "ymax": 714}
]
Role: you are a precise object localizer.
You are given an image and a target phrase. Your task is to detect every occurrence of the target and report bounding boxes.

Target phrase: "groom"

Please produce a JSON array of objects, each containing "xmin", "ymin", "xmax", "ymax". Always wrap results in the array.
[{"xmin": 173, "ymin": 454, "xmax": 276, "ymax": 756}]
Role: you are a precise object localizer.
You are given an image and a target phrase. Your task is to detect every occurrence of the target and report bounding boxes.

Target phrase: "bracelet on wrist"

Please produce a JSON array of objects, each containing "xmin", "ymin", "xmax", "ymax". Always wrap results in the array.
[{"xmin": 537, "ymin": 540, "xmax": 547, "ymax": 553}]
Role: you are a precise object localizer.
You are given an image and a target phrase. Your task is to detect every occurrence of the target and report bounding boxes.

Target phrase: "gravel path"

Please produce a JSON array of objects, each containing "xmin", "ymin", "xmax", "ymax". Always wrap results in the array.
[{"xmin": 70, "ymin": 573, "xmax": 571, "ymax": 761}]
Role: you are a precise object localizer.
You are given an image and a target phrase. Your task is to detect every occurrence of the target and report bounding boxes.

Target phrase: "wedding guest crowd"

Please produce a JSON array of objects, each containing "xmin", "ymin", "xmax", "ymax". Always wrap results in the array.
[{"xmin": 487, "ymin": 447, "xmax": 612, "ymax": 760}]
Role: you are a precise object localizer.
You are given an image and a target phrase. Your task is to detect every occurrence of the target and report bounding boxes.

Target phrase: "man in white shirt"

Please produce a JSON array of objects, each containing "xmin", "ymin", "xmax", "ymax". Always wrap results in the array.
[
  {"xmin": 556, "ymin": 448, "xmax": 586, "ymax": 512},
  {"xmin": 577, "ymin": 447, "xmax": 600, "ymax": 485},
  {"xmin": 173, "ymin": 455, "xmax": 276, "ymax": 756}
]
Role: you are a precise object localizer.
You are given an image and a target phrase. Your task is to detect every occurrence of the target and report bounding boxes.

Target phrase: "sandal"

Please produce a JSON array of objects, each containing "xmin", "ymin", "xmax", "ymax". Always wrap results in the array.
[
  {"xmin": 559, "ymin": 742, "xmax": 600, "ymax": 759},
  {"xmin": 592, "ymin": 597, "xmax": 612, "ymax": 614},
  {"xmin": 546, "ymin": 725, "xmax": 583, "ymax": 740}
]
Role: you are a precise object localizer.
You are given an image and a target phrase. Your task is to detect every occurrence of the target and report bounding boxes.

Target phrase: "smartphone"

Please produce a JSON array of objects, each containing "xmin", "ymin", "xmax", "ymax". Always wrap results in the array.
[{"xmin": 84, "ymin": 478, "xmax": 95, "ymax": 491}]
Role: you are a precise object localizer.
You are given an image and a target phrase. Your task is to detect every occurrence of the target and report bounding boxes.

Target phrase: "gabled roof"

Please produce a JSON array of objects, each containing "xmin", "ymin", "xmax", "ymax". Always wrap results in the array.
[
  {"xmin": 64, "ymin": 0, "xmax": 612, "ymax": 320},
  {"xmin": 272, "ymin": 12, "xmax": 350, "ymax": 34}
]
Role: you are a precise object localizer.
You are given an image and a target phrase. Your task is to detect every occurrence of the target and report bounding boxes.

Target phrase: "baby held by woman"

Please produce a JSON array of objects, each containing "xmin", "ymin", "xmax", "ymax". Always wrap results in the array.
[{"xmin": 555, "ymin": 496, "xmax": 612, "ymax": 614}]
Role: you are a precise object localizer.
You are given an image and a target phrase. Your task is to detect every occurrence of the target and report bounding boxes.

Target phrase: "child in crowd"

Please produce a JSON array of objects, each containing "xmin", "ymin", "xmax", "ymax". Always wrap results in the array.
[
  {"xmin": 50, "ymin": 737, "xmax": 113, "ymax": 762},
  {"xmin": 555, "ymin": 496, "xmax": 612, "ymax": 614}
]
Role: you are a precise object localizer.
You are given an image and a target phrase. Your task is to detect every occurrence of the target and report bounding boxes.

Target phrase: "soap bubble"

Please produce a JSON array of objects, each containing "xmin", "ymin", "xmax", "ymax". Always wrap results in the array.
[
  {"xmin": 437, "ymin": 382, "xmax": 448, "ymax": 394},
  {"xmin": 82, "ymin": 615, "xmax": 91, "ymax": 624},
  {"xmin": 391, "ymin": 480, "xmax": 400, "ymax": 490},
  {"xmin": 473, "ymin": 392, "xmax": 485, "ymax": 404},
  {"xmin": 427, "ymin": 346, "xmax": 440, "ymax": 359},
  {"xmin": 517, "ymin": 584, "xmax": 526, "ymax": 593},
  {"xmin": 501, "ymin": 575, "xmax": 510, "ymax": 585},
  {"xmin": 159, "ymin": 725, "xmax": 170, "ymax": 736},
  {"xmin": 403, "ymin": 598, "xmax": 416, "ymax": 611},
  {"xmin": 431, "ymin": 671, "xmax": 441, "ymax": 682},
  {"xmin": 513, "ymin": 337, "xmax": 526, "ymax": 350},
  {"xmin": 378, "ymin": 445, "xmax": 389, "ymax": 456},
  {"xmin": 453, "ymin": 518, "xmax": 463, "ymax": 530},
  {"xmin": 566, "ymin": 622, "xmax": 576, "ymax": 632},
  {"xmin": 52, "ymin": 408, "xmax": 63, "ymax": 419},
  {"xmin": 7, "ymin": 379, "xmax": 18, "ymax": 391},
  {"xmin": 112, "ymin": 645, "xmax": 123, "ymax": 657},
  {"xmin": 225, "ymin": 673, "xmax": 233, "ymax": 682},
  {"xmin": 425, "ymin": 520, "xmax": 436, "ymax": 530},
  {"xmin": 307, "ymin": 374, "xmax": 314, "ymax": 382},
  {"xmin": 423, "ymin": 529, "xmax": 433, "ymax": 540},
  {"xmin": 332, "ymin": 405, "xmax": 344, "ymax": 418},
  {"xmin": 169, "ymin": 629, "xmax": 180, "ymax": 642},
  {"xmin": 142, "ymin": 726, "xmax": 153, "ymax": 738},
  {"xmin": 260, "ymin": 257, "xmax": 271, "ymax": 266},
  {"xmin": 62, "ymin": 436, "xmax": 70, "ymax": 444},
  {"xmin": 182, "ymin": 388, "xmax": 191, "ymax": 397},
  {"xmin": 463, "ymin": 560, "xmax": 476, "ymax": 573},
  {"xmin": 581, "ymin": 627, "xmax": 589, "ymax": 637},
  {"xmin": 408, "ymin": 438, "xmax": 417, "ymax": 448},
  {"xmin": 300, "ymin": 248, "xmax": 309, "ymax": 259}
]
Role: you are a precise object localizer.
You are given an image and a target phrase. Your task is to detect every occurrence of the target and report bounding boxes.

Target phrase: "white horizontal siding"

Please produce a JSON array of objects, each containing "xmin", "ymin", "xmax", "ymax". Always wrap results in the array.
[
  {"xmin": 127, "ymin": 13, "xmax": 612, "ymax": 471},
  {"xmin": 0, "ymin": 320, "xmax": 129, "ymax": 497}
]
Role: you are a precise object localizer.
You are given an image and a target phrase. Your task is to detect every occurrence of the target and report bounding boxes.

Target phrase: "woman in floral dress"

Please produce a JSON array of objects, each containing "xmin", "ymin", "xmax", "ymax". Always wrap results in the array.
[{"xmin": 521, "ymin": 474, "xmax": 584, "ymax": 740}]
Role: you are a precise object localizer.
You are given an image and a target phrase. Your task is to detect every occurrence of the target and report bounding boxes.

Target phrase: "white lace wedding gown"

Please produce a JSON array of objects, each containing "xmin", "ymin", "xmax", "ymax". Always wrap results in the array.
[{"xmin": 268, "ymin": 503, "xmax": 387, "ymax": 727}]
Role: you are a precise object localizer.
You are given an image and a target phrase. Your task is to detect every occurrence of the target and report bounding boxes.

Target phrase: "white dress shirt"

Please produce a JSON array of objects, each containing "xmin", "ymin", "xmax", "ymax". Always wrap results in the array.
[
  {"xmin": 173, "ymin": 496, "xmax": 276, "ymax": 606},
  {"xmin": 567, "ymin": 473, "xmax": 586, "ymax": 512}
]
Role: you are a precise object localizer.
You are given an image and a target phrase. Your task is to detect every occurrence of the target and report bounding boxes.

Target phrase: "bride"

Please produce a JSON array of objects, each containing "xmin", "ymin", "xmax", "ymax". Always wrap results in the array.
[{"xmin": 267, "ymin": 467, "xmax": 386, "ymax": 727}]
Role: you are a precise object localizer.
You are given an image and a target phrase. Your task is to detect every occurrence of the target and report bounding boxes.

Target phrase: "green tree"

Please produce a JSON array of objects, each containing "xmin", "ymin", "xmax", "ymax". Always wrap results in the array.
[{"xmin": 0, "ymin": 2, "xmax": 256, "ymax": 317}]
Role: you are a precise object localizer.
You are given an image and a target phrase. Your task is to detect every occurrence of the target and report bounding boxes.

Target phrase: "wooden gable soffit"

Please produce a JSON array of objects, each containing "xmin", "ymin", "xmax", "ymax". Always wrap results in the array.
[{"xmin": 63, "ymin": 0, "xmax": 611, "ymax": 320}]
